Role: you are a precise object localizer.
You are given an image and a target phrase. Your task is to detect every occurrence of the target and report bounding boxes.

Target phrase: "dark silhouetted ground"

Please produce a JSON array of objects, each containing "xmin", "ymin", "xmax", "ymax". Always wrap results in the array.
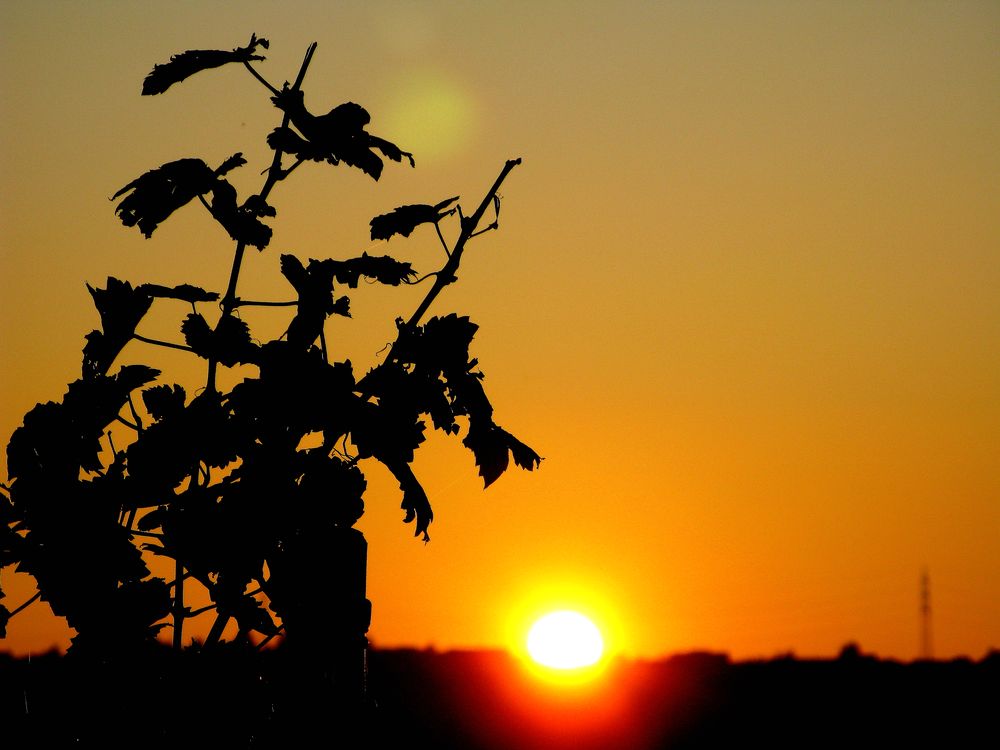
[{"xmin": 1, "ymin": 644, "xmax": 996, "ymax": 748}]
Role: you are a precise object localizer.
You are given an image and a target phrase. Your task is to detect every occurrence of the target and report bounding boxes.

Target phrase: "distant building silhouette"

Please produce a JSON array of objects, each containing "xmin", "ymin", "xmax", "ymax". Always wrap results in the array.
[{"xmin": 920, "ymin": 568, "xmax": 933, "ymax": 660}]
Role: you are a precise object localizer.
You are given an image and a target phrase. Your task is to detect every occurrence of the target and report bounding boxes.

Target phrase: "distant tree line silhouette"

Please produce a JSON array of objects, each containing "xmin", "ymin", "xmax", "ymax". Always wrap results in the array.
[{"xmin": 1, "ymin": 646, "xmax": 996, "ymax": 748}]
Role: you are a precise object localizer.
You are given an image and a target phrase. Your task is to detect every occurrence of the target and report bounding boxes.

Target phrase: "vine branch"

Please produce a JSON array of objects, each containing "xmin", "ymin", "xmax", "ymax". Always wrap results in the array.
[
  {"xmin": 208, "ymin": 42, "xmax": 318, "ymax": 393},
  {"xmin": 394, "ymin": 158, "xmax": 521, "ymax": 349},
  {"xmin": 243, "ymin": 61, "xmax": 280, "ymax": 96},
  {"xmin": 6, "ymin": 591, "xmax": 41, "ymax": 619},
  {"xmin": 133, "ymin": 333, "xmax": 195, "ymax": 353},
  {"xmin": 233, "ymin": 299, "xmax": 298, "ymax": 308},
  {"xmin": 114, "ymin": 415, "xmax": 140, "ymax": 432}
]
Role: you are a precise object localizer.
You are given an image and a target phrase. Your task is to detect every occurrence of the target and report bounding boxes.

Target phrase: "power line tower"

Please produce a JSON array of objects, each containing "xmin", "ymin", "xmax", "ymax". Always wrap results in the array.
[{"xmin": 920, "ymin": 568, "xmax": 933, "ymax": 660}]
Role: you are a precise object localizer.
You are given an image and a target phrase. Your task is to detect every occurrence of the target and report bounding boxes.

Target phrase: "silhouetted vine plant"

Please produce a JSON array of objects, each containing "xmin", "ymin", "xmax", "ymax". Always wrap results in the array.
[{"xmin": 0, "ymin": 35, "xmax": 538, "ymax": 653}]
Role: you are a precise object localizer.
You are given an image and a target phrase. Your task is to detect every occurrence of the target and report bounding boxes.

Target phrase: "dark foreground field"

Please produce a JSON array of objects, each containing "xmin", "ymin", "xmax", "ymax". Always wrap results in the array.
[{"xmin": 2, "ymin": 645, "xmax": 996, "ymax": 748}]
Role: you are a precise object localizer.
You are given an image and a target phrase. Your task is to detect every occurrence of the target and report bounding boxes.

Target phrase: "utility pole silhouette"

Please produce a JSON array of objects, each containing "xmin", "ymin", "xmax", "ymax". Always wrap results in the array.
[{"xmin": 920, "ymin": 568, "xmax": 933, "ymax": 660}]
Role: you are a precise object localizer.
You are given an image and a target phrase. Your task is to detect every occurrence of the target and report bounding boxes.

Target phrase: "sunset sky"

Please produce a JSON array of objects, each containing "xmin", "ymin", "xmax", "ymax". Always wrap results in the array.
[{"xmin": 2, "ymin": 1, "xmax": 997, "ymax": 661}]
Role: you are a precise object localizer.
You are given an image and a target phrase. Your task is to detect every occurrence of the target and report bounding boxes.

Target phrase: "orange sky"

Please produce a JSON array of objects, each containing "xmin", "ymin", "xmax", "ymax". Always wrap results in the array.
[{"xmin": 2, "ymin": 2, "xmax": 998, "ymax": 661}]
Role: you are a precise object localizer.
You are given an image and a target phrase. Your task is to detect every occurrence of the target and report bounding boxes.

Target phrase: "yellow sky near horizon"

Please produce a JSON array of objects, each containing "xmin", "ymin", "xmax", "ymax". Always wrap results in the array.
[{"xmin": 2, "ymin": 1, "xmax": 998, "ymax": 661}]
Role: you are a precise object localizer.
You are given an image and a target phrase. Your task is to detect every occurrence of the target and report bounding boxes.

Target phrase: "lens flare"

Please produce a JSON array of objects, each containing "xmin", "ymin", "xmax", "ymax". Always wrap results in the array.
[
  {"xmin": 381, "ymin": 69, "xmax": 477, "ymax": 164},
  {"xmin": 527, "ymin": 610, "xmax": 604, "ymax": 670}
]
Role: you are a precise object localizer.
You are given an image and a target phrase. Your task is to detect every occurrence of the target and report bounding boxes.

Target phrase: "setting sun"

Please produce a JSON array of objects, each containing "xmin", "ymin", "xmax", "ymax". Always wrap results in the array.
[{"xmin": 527, "ymin": 610, "xmax": 605, "ymax": 670}]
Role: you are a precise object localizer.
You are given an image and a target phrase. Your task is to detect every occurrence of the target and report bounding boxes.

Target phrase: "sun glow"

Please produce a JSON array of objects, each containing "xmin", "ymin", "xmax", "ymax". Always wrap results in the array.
[
  {"xmin": 527, "ymin": 610, "xmax": 605, "ymax": 670},
  {"xmin": 505, "ymin": 581, "xmax": 624, "ymax": 684}
]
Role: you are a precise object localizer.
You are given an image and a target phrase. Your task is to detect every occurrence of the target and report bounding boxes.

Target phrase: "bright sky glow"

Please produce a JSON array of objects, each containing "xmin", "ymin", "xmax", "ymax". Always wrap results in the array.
[{"xmin": 527, "ymin": 610, "xmax": 605, "ymax": 670}]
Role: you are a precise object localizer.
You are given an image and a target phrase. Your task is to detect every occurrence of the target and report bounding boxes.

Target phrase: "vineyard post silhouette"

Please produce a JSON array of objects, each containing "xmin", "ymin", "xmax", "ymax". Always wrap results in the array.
[{"xmin": 0, "ymin": 34, "xmax": 539, "ymax": 723}]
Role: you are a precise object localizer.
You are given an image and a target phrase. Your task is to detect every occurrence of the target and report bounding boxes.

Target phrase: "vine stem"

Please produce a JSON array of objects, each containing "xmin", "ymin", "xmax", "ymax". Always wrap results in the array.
[
  {"xmin": 404, "ymin": 159, "xmax": 520, "ymax": 330},
  {"xmin": 205, "ymin": 611, "xmax": 229, "ymax": 647},
  {"xmin": 233, "ymin": 299, "xmax": 298, "ymax": 308},
  {"xmin": 133, "ymin": 333, "xmax": 195, "ymax": 353},
  {"xmin": 355, "ymin": 158, "xmax": 521, "ymax": 405},
  {"xmin": 255, "ymin": 624, "xmax": 285, "ymax": 650},
  {"xmin": 207, "ymin": 42, "xmax": 318, "ymax": 393},
  {"xmin": 186, "ymin": 602, "xmax": 218, "ymax": 618},
  {"xmin": 6, "ymin": 591, "xmax": 41, "ymax": 619},
  {"xmin": 243, "ymin": 61, "xmax": 280, "ymax": 96},
  {"xmin": 384, "ymin": 158, "xmax": 521, "ymax": 367}
]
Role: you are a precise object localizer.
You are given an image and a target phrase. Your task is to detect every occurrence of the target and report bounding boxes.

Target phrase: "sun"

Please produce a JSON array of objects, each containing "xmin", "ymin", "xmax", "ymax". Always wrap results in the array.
[{"xmin": 526, "ymin": 610, "xmax": 605, "ymax": 670}]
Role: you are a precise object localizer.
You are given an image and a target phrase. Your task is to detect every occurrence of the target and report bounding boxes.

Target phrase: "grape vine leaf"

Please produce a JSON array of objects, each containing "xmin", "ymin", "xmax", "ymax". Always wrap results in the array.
[
  {"xmin": 209, "ymin": 179, "xmax": 274, "ymax": 250},
  {"xmin": 141, "ymin": 34, "xmax": 269, "ymax": 95},
  {"xmin": 83, "ymin": 277, "xmax": 154, "ymax": 377},
  {"xmin": 138, "ymin": 283, "xmax": 219, "ymax": 304},
  {"xmin": 369, "ymin": 196, "xmax": 459, "ymax": 241},
  {"xmin": 297, "ymin": 451, "xmax": 367, "ymax": 528},
  {"xmin": 268, "ymin": 91, "xmax": 414, "ymax": 180},
  {"xmin": 141, "ymin": 384, "xmax": 187, "ymax": 422},
  {"xmin": 279, "ymin": 255, "xmax": 345, "ymax": 348},
  {"xmin": 181, "ymin": 313, "xmax": 257, "ymax": 366},
  {"xmin": 382, "ymin": 459, "xmax": 433, "ymax": 542},
  {"xmin": 112, "ymin": 159, "xmax": 218, "ymax": 237},
  {"xmin": 321, "ymin": 253, "xmax": 417, "ymax": 288},
  {"xmin": 463, "ymin": 422, "xmax": 542, "ymax": 488},
  {"xmin": 214, "ymin": 152, "xmax": 248, "ymax": 177}
]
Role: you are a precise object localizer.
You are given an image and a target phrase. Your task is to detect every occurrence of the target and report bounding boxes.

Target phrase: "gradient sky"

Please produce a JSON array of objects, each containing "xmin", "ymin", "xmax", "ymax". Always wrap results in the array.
[{"xmin": 2, "ymin": 1, "xmax": 998, "ymax": 661}]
